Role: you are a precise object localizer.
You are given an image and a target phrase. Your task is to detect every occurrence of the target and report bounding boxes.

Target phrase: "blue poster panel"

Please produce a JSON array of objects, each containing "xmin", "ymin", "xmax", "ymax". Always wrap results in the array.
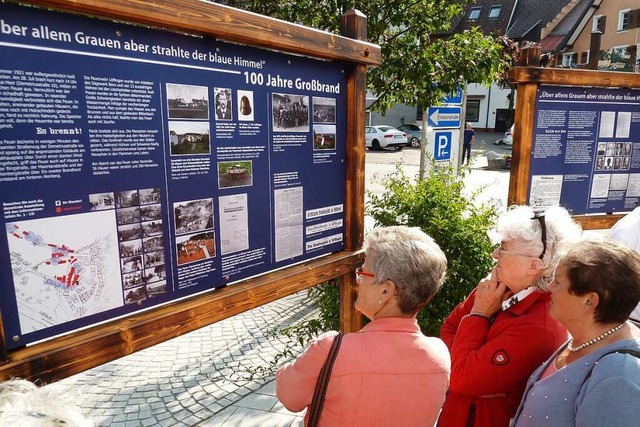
[
  {"xmin": 529, "ymin": 85, "xmax": 640, "ymax": 215},
  {"xmin": 0, "ymin": 3, "xmax": 346, "ymax": 348}
]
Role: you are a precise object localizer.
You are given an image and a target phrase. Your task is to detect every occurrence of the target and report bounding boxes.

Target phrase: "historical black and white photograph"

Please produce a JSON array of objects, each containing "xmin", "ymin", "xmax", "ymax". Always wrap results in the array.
[
  {"xmin": 119, "ymin": 239, "xmax": 143, "ymax": 258},
  {"xmin": 89, "ymin": 192, "xmax": 115, "ymax": 211},
  {"xmin": 237, "ymin": 90, "xmax": 254, "ymax": 121},
  {"xmin": 166, "ymin": 83, "xmax": 209, "ymax": 120},
  {"xmin": 595, "ymin": 156, "xmax": 604, "ymax": 171},
  {"xmin": 313, "ymin": 124, "xmax": 337, "ymax": 150},
  {"xmin": 144, "ymin": 250, "xmax": 165, "ymax": 269},
  {"xmin": 143, "ymin": 235, "xmax": 164, "ymax": 253},
  {"xmin": 174, "ymin": 198, "xmax": 214, "ymax": 235},
  {"xmin": 623, "ymin": 156, "xmax": 631, "ymax": 169},
  {"xmin": 140, "ymin": 204, "xmax": 162, "ymax": 222},
  {"xmin": 624, "ymin": 142, "xmax": 632, "ymax": 156},
  {"xmin": 143, "ymin": 265, "xmax": 166, "ymax": 285},
  {"xmin": 272, "ymin": 93, "xmax": 309, "ymax": 132},
  {"xmin": 121, "ymin": 255, "xmax": 143, "ymax": 273},
  {"xmin": 146, "ymin": 280, "xmax": 167, "ymax": 298},
  {"xmin": 115, "ymin": 190, "xmax": 139, "ymax": 208},
  {"xmin": 124, "ymin": 285, "xmax": 147, "ymax": 305},
  {"xmin": 214, "ymin": 87, "xmax": 233, "ymax": 120},
  {"xmin": 604, "ymin": 156, "xmax": 614, "ymax": 170},
  {"xmin": 116, "ymin": 207, "xmax": 140, "ymax": 226},
  {"xmin": 218, "ymin": 160, "xmax": 253, "ymax": 189},
  {"xmin": 606, "ymin": 142, "xmax": 616, "ymax": 157},
  {"xmin": 118, "ymin": 223, "xmax": 142, "ymax": 242},
  {"xmin": 122, "ymin": 270, "xmax": 143, "ymax": 290},
  {"xmin": 142, "ymin": 220, "xmax": 163, "ymax": 237},
  {"xmin": 139, "ymin": 188, "xmax": 161, "ymax": 205},
  {"xmin": 313, "ymin": 96, "xmax": 336, "ymax": 124},
  {"xmin": 168, "ymin": 121, "xmax": 210, "ymax": 156}
]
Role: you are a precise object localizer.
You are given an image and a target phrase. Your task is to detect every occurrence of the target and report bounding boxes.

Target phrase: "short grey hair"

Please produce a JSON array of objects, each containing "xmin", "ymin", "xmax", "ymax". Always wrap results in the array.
[
  {"xmin": 363, "ymin": 226, "xmax": 447, "ymax": 314},
  {"xmin": 495, "ymin": 205, "xmax": 582, "ymax": 290},
  {"xmin": 0, "ymin": 378, "xmax": 93, "ymax": 426}
]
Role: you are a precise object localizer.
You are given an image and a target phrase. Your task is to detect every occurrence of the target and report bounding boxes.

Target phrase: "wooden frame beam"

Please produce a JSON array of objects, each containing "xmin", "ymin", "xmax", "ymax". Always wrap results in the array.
[
  {"xmin": 21, "ymin": 0, "xmax": 381, "ymax": 66},
  {"xmin": 0, "ymin": 250, "xmax": 363, "ymax": 382}
]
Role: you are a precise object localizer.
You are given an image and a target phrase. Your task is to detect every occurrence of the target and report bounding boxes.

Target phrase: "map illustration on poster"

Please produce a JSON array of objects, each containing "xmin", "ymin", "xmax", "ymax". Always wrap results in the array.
[
  {"xmin": 529, "ymin": 85, "xmax": 640, "ymax": 215},
  {"xmin": 0, "ymin": 3, "xmax": 347, "ymax": 348}
]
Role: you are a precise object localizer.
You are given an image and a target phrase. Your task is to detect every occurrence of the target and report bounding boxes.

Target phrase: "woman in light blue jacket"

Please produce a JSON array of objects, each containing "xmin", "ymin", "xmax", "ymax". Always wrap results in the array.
[{"xmin": 512, "ymin": 239, "xmax": 640, "ymax": 426}]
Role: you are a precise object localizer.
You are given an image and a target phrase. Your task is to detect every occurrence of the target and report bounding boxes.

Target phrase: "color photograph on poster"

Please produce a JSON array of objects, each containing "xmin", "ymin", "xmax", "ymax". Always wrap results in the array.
[
  {"xmin": 218, "ymin": 160, "xmax": 253, "ymax": 189},
  {"xmin": 313, "ymin": 125, "xmax": 336, "ymax": 150},
  {"xmin": 237, "ymin": 90, "xmax": 254, "ymax": 121},
  {"xmin": 176, "ymin": 230, "xmax": 216, "ymax": 265},
  {"xmin": 168, "ymin": 121, "xmax": 211, "ymax": 156}
]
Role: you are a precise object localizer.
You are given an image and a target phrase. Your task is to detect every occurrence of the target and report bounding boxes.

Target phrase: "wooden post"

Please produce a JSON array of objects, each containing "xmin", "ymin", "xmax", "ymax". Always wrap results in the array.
[
  {"xmin": 517, "ymin": 44, "xmax": 541, "ymax": 67},
  {"xmin": 340, "ymin": 9, "xmax": 367, "ymax": 333},
  {"xmin": 508, "ymin": 82, "xmax": 537, "ymax": 206},
  {"xmin": 588, "ymin": 31, "xmax": 602, "ymax": 70}
]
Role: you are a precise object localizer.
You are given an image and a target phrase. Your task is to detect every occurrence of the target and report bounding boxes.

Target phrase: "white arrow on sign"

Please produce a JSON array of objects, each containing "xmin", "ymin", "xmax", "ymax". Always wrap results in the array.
[{"xmin": 429, "ymin": 109, "xmax": 460, "ymax": 126}]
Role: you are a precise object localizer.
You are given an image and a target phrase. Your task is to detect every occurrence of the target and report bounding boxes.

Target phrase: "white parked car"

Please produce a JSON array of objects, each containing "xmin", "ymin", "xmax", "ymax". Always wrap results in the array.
[
  {"xmin": 494, "ymin": 124, "xmax": 514, "ymax": 146},
  {"xmin": 365, "ymin": 125, "xmax": 407, "ymax": 151}
]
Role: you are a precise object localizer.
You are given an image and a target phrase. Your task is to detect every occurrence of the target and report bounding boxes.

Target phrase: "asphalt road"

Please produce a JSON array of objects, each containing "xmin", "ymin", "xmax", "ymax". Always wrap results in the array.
[{"xmin": 364, "ymin": 132, "xmax": 512, "ymax": 212}]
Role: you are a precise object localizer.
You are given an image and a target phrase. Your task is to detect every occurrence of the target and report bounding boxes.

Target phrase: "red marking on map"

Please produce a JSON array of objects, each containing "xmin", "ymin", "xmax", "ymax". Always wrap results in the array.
[{"xmin": 8, "ymin": 226, "xmax": 81, "ymax": 288}]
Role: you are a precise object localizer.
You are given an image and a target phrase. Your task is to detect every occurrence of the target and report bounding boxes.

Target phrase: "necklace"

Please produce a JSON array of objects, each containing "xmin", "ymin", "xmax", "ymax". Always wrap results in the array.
[{"xmin": 567, "ymin": 322, "xmax": 625, "ymax": 353}]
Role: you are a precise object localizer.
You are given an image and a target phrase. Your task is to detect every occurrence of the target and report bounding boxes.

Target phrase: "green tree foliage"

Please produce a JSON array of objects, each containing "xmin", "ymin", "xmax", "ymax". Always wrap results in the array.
[
  {"xmin": 226, "ymin": 0, "xmax": 512, "ymax": 111},
  {"xmin": 367, "ymin": 165, "xmax": 498, "ymax": 335}
]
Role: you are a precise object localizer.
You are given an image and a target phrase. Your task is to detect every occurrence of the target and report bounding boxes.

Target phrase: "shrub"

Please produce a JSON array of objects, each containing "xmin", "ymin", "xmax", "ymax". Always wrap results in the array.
[{"xmin": 366, "ymin": 164, "xmax": 498, "ymax": 335}]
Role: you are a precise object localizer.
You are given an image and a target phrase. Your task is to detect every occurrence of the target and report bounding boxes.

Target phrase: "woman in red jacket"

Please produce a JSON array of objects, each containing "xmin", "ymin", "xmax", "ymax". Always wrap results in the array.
[{"xmin": 437, "ymin": 205, "xmax": 581, "ymax": 427}]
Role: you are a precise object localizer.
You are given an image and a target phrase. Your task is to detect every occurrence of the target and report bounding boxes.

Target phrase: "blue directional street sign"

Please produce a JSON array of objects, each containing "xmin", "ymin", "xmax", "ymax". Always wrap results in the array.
[
  {"xmin": 442, "ymin": 87, "xmax": 463, "ymax": 105},
  {"xmin": 427, "ymin": 106, "xmax": 462, "ymax": 128},
  {"xmin": 434, "ymin": 131, "xmax": 452, "ymax": 161}
]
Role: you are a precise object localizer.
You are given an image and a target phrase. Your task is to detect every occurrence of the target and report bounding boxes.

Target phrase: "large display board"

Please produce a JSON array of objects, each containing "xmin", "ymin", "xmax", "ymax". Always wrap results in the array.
[
  {"xmin": 529, "ymin": 85, "xmax": 640, "ymax": 214},
  {"xmin": 0, "ymin": 3, "xmax": 347, "ymax": 349}
]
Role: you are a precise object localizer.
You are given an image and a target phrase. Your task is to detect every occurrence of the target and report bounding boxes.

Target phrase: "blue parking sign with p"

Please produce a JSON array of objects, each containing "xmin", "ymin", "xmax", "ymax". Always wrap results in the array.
[{"xmin": 434, "ymin": 131, "xmax": 452, "ymax": 161}]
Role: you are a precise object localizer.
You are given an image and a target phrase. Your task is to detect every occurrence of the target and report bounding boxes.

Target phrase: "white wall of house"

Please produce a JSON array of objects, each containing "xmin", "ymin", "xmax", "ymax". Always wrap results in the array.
[
  {"xmin": 366, "ymin": 96, "xmax": 419, "ymax": 126},
  {"xmin": 466, "ymin": 83, "xmax": 514, "ymax": 131}
]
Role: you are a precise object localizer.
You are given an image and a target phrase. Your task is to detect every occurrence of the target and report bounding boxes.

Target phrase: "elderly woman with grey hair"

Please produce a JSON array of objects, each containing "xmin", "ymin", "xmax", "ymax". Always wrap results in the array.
[
  {"xmin": 277, "ymin": 226, "xmax": 451, "ymax": 427},
  {"xmin": 512, "ymin": 239, "xmax": 640, "ymax": 426},
  {"xmin": 438, "ymin": 205, "xmax": 582, "ymax": 427}
]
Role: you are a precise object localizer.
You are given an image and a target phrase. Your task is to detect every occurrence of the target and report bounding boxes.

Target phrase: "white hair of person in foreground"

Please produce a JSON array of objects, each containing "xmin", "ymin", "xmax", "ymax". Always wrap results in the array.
[{"xmin": 0, "ymin": 378, "xmax": 93, "ymax": 427}]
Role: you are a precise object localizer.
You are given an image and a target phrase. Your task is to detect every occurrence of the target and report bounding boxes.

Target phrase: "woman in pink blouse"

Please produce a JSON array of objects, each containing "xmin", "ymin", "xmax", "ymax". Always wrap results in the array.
[{"xmin": 276, "ymin": 226, "xmax": 451, "ymax": 426}]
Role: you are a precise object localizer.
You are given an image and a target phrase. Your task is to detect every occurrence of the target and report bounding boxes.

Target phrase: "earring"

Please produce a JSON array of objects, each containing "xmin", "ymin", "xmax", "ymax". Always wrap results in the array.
[{"xmin": 378, "ymin": 300, "xmax": 383, "ymax": 304}]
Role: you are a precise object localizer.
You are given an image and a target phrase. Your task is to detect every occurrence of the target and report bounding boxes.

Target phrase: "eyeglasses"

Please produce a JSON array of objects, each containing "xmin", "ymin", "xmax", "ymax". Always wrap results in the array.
[
  {"xmin": 495, "ymin": 245, "xmax": 536, "ymax": 258},
  {"xmin": 355, "ymin": 267, "xmax": 375, "ymax": 283},
  {"xmin": 532, "ymin": 212, "xmax": 547, "ymax": 260},
  {"xmin": 547, "ymin": 275, "xmax": 559, "ymax": 291}
]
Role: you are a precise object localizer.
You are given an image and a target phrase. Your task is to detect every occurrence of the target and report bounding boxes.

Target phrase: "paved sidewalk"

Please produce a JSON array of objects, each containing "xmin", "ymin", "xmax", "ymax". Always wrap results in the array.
[{"xmin": 57, "ymin": 291, "xmax": 317, "ymax": 426}]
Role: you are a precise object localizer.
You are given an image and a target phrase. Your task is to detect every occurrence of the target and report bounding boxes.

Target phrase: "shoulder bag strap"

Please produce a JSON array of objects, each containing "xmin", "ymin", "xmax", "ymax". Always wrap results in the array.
[
  {"xmin": 583, "ymin": 349, "xmax": 640, "ymax": 384},
  {"xmin": 307, "ymin": 332, "xmax": 343, "ymax": 427}
]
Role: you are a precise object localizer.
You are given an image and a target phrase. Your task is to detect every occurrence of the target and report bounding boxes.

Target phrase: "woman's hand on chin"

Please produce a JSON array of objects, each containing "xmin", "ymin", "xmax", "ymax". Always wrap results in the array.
[{"xmin": 472, "ymin": 270, "xmax": 512, "ymax": 318}]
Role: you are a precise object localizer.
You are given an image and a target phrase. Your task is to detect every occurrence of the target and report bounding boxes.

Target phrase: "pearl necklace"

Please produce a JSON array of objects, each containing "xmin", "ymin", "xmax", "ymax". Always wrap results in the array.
[{"xmin": 567, "ymin": 322, "xmax": 625, "ymax": 353}]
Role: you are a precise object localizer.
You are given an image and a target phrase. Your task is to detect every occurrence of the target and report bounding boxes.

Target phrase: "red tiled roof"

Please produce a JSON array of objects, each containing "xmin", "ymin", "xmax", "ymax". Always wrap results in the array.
[{"xmin": 539, "ymin": 35, "xmax": 564, "ymax": 51}]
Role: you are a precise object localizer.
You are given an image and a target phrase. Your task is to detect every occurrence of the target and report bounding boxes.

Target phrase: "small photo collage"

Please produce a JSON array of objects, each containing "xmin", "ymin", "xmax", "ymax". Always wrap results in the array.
[
  {"xmin": 595, "ymin": 141, "xmax": 632, "ymax": 171},
  {"xmin": 107, "ymin": 187, "xmax": 167, "ymax": 305},
  {"xmin": 174, "ymin": 198, "xmax": 216, "ymax": 266}
]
